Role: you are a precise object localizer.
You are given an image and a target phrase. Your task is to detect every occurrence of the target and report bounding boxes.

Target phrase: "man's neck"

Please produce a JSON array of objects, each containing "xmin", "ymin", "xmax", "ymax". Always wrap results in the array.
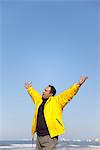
[{"xmin": 42, "ymin": 97, "xmax": 48, "ymax": 101}]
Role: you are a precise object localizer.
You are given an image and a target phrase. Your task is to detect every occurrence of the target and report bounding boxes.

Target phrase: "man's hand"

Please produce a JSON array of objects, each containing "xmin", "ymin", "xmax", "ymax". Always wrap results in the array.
[
  {"xmin": 77, "ymin": 76, "xmax": 88, "ymax": 87},
  {"xmin": 24, "ymin": 81, "xmax": 32, "ymax": 89}
]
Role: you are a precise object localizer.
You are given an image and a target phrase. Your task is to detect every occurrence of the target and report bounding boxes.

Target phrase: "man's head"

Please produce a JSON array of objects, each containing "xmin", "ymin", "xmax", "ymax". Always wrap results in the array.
[{"xmin": 42, "ymin": 85, "xmax": 56, "ymax": 99}]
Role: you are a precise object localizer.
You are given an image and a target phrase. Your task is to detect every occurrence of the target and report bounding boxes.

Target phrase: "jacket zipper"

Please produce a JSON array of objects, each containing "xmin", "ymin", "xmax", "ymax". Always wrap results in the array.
[{"xmin": 56, "ymin": 118, "xmax": 63, "ymax": 127}]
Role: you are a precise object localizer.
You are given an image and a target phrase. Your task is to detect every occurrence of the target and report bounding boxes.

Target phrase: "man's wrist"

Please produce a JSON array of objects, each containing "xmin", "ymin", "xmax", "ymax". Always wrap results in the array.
[{"xmin": 77, "ymin": 82, "xmax": 82, "ymax": 87}]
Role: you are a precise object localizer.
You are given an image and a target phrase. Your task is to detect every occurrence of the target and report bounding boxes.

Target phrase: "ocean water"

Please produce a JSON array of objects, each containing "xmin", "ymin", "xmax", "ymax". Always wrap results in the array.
[{"xmin": 0, "ymin": 140, "xmax": 100, "ymax": 150}]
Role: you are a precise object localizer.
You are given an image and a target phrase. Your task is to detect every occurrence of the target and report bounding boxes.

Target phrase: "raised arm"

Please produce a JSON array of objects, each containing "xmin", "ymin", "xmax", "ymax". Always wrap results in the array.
[
  {"xmin": 24, "ymin": 81, "xmax": 42, "ymax": 105},
  {"xmin": 55, "ymin": 76, "xmax": 88, "ymax": 109}
]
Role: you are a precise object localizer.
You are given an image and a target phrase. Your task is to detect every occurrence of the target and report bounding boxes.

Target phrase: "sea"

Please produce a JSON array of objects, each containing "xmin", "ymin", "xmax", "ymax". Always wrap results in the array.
[{"xmin": 0, "ymin": 139, "xmax": 100, "ymax": 150}]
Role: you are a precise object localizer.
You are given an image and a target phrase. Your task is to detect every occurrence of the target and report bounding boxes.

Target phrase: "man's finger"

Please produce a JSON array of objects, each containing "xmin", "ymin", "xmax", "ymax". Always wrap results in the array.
[
  {"xmin": 29, "ymin": 81, "xmax": 32, "ymax": 85},
  {"xmin": 83, "ymin": 77, "xmax": 88, "ymax": 82},
  {"xmin": 85, "ymin": 76, "xmax": 88, "ymax": 80}
]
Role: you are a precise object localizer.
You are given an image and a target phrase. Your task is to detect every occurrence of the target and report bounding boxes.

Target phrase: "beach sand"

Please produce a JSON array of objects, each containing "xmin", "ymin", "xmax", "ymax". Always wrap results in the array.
[{"xmin": 67, "ymin": 148, "xmax": 100, "ymax": 150}]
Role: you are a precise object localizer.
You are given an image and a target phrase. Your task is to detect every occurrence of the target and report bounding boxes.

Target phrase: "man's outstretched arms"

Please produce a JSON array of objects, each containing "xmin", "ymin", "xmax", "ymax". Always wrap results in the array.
[
  {"xmin": 24, "ymin": 81, "xmax": 41, "ymax": 105},
  {"xmin": 55, "ymin": 76, "xmax": 88, "ymax": 109}
]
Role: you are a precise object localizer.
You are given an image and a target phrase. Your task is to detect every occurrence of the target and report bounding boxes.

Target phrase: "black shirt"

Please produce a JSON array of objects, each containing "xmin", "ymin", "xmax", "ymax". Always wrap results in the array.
[{"xmin": 36, "ymin": 98, "xmax": 50, "ymax": 136}]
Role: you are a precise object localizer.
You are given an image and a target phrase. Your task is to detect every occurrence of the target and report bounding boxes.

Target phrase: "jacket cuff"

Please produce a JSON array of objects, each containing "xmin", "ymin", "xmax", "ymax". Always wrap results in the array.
[
  {"xmin": 27, "ymin": 86, "xmax": 33, "ymax": 93},
  {"xmin": 74, "ymin": 83, "xmax": 80, "ymax": 90}
]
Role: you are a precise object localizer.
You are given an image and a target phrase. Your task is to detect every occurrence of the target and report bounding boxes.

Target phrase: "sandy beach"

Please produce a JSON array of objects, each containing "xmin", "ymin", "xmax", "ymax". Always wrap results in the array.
[
  {"xmin": 66, "ymin": 148, "xmax": 100, "ymax": 150},
  {"xmin": 63, "ymin": 148, "xmax": 100, "ymax": 150}
]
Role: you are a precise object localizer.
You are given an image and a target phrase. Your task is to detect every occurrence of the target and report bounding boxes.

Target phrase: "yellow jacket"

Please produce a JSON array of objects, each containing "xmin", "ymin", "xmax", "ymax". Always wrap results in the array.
[{"xmin": 27, "ymin": 84, "xmax": 79, "ymax": 138}]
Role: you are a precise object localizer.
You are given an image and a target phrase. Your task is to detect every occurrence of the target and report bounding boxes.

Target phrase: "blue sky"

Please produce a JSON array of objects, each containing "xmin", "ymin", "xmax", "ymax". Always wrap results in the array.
[{"xmin": 0, "ymin": 0, "xmax": 100, "ymax": 140}]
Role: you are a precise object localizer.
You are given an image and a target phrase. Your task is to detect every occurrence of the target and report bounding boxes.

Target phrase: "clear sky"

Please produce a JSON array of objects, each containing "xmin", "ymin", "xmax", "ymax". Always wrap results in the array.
[{"xmin": 0, "ymin": 0, "xmax": 100, "ymax": 140}]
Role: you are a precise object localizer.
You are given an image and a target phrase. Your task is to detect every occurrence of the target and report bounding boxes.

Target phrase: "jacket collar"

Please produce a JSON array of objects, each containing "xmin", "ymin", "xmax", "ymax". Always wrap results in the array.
[{"xmin": 44, "ymin": 96, "xmax": 53, "ymax": 106}]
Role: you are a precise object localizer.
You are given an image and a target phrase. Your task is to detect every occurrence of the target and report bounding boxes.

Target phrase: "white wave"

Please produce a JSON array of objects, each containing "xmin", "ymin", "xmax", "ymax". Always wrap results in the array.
[
  {"xmin": 88, "ymin": 145, "xmax": 100, "ymax": 148},
  {"xmin": 22, "ymin": 138, "xmax": 32, "ymax": 141},
  {"xmin": 12, "ymin": 144, "xmax": 36, "ymax": 147},
  {"xmin": 69, "ymin": 144, "xmax": 80, "ymax": 147},
  {"xmin": 56, "ymin": 143, "xmax": 62, "ymax": 147},
  {"xmin": 73, "ymin": 139, "xmax": 81, "ymax": 142},
  {"xmin": 0, "ymin": 146, "xmax": 13, "ymax": 149},
  {"xmin": 0, "ymin": 144, "xmax": 36, "ymax": 149}
]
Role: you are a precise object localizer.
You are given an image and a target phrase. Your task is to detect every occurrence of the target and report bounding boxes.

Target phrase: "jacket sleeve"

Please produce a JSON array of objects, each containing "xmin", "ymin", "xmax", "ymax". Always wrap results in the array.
[
  {"xmin": 27, "ymin": 87, "xmax": 42, "ymax": 105},
  {"xmin": 55, "ymin": 84, "xmax": 80, "ymax": 109}
]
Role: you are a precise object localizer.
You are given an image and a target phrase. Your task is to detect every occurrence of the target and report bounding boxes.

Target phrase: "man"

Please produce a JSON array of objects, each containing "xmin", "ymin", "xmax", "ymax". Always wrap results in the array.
[{"xmin": 25, "ymin": 76, "xmax": 88, "ymax": 150}]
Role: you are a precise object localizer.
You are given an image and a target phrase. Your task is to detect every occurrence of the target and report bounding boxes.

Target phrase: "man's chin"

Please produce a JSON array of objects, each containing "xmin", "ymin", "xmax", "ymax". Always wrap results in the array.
[
  {"xmin": 42, "ymin": 95, "xmax": 45, "ymax": 99},
  {"xmin": 42, "ymin": 95, "xmax": 48, "ymax": 99}
]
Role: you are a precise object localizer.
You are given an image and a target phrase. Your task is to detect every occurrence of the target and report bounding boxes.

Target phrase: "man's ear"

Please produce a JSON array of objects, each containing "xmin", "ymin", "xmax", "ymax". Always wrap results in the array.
[{"xmin": 50, "ymin": 93, "xmax": 53, "ymax": 96}]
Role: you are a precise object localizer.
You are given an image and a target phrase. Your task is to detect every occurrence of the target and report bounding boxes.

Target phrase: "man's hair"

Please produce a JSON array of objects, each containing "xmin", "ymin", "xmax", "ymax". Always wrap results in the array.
[{"xmin": 48, "ymin": 85, "xmax": 56, "ymax": 96}]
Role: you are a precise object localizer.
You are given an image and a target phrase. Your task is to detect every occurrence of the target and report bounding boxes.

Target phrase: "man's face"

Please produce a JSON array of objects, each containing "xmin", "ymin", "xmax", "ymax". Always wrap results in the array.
[{"xmin": 42, "ymin": 86, "xmax": 52, "ymax": 99}]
